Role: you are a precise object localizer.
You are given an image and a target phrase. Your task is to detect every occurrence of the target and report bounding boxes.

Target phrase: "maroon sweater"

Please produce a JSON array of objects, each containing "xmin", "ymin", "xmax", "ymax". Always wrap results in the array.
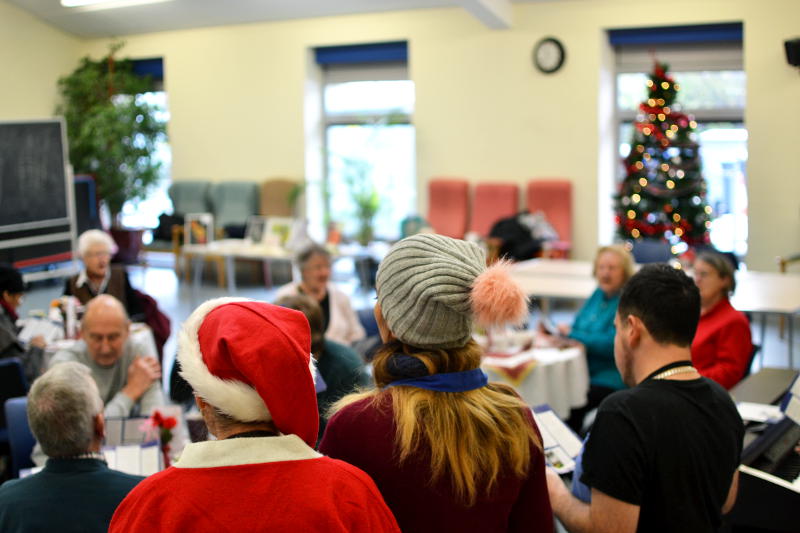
[{"xmin": 319, "ymin": 394, "xmax": 553, "ymax": 533}]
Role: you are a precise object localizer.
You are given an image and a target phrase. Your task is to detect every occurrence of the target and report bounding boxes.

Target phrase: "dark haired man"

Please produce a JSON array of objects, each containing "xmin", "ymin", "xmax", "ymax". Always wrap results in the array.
[{"xmin": 547, "ymin": 264, "xmax": 743, "ymax": 533}]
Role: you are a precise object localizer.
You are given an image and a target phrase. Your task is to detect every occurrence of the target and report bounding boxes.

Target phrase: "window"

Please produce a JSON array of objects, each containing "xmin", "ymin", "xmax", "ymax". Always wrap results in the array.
[
  {"xmin": 316, "ymin": 42, "xmax": 415, "ymax": 242},
  {"xmin": 120, "ymin": 90, "xmax": 172, "ymax": 236},
  {"xmin": 120, "ymin": 59, "xmax": 171, "ymax": 238},
  {"xmin": 612, "ymin": 28, "xmax": 747, "ymax": 256}
]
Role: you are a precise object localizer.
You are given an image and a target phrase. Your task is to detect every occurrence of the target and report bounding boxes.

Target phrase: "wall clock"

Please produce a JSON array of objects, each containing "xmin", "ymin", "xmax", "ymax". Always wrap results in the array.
[{"xmin": 533, "ymin": 37, "xmax": 566, "ymax": 74}]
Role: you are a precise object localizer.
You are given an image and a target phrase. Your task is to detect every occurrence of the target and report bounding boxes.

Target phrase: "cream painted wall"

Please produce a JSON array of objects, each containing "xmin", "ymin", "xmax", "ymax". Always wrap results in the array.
[
  {"xmin": 73, "ymin": 0, "xmax": 798, "ymax": 268},
  {"xmin": 0, "ymin": 1, "xmax": 80, "ymax": 120}
]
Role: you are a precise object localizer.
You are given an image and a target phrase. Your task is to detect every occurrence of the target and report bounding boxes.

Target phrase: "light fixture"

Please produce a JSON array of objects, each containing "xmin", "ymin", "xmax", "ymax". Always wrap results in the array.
[{"xmin": 61, "ymin": 0, "xmax": 173, "ymax": 10}]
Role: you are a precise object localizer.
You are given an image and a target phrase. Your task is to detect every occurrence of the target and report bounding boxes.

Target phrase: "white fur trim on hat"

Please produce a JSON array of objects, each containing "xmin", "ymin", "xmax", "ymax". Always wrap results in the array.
[{"xmin": 178, "ymin": 297, "xmax": 316, "ymax": 423}]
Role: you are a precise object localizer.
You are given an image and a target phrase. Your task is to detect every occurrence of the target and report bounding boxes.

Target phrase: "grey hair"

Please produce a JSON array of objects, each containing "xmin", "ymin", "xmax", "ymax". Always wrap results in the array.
[
  {"xmin": 78, "ymin": 229, "xmax": 117, "ymax": 259},
  {"xmin": 27, "ymin": 362, "xmax": 104, "ymax": 458},
  {"xmin": 696, "ymin": 250, "xmax": 737, "ymax": 294},
  {"xmin": 295, "ymin": 243, "xmax": 331, "ymax": 271}
]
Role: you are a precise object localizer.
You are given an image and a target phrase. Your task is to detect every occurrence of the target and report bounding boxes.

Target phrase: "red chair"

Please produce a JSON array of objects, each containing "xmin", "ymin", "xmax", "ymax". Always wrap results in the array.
[
  {"xmin": 427, "ymin": 178, "xmax": 470, "ymax": 239},
  {"xmin": 526, "ymin": 179, "xmax": 572, "ymax": 258},
  {"xmin": 470, "ymin": 183, "xmax": 520, "ymax": 238}
]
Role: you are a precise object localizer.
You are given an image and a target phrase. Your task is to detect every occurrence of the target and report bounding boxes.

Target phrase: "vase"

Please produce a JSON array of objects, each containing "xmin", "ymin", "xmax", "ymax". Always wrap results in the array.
[{"xmin": 110, "ymin": 227, "xmax": 145, "ymax": 265}]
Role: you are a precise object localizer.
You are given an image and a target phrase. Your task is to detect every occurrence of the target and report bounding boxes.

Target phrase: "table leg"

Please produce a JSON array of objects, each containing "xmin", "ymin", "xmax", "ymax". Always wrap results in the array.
[
  {"xmin": 789, "ymin": 313, "xmax": 795, "ymax": 369},
  {"xmin": 192, "ymin": 256, "xmax": 204, "ymax": 294},
  {"xmin": 262, "ymin": 259, "xmax": 272, "ymax": 288},
  {"xmin": 760, "ymin": 314, "xmax": 767, "ymax": 367},
  {"xmin": 225, "ymin": 256, "xmax": 236, "ymax": 293}
]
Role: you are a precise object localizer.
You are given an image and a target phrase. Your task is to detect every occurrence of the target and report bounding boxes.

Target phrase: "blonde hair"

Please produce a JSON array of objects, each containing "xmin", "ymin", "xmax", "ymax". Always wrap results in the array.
[
  {"xmin": 593, "ymin": 243, "xmax": 635, "ymax": 281},
  {"xmin": 331, "ymin": 340, "xmax": 541, "ymax": 506}
]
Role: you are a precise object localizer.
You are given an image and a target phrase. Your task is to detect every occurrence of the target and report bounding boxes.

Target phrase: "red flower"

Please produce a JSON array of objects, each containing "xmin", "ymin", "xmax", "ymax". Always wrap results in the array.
[{"xmin": 162, "ymin": 417, "xmax": 178, "ymax": 430}]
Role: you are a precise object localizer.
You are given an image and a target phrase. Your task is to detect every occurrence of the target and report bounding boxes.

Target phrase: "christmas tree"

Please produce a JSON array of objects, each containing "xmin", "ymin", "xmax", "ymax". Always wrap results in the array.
[{"xmin": 615, "ymin": 62, "xmax": 712, "ymax": 248}]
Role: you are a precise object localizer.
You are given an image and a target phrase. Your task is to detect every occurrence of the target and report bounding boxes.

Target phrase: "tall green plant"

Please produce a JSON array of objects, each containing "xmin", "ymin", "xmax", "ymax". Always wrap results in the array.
[
  {"xmin": 341, "ymin": 157, "xmax": 381, "ymax": 246},
  {"xmin": 57, "ymin": 42, "xmax": 166, "ymax": 225}
]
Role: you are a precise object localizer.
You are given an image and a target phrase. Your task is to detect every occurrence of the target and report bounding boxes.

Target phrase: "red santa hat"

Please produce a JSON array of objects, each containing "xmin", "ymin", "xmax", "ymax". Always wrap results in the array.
[{"xmin": 178, "ymin": 297, "xmax": 319, "ymax": 447}]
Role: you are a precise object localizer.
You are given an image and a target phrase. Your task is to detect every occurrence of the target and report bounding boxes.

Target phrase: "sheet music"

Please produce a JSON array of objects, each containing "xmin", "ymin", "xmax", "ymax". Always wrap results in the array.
[
  {"xmin": 17, "ymin": 318, "xmax": 63, "ymax": 344},
  {"xmin": 532, "ymin": 405, "xmax": 583, "ymax": 474},
  {"xmin": 737, "ymin": 402, "xmax": 784, "ymax": 423}
]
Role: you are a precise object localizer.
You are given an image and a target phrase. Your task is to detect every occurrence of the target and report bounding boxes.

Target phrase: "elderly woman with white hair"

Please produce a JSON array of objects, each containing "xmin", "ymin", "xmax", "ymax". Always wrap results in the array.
[{"xmin": 63, "ymin": 230, "xmax": 144, "ymax": 321}]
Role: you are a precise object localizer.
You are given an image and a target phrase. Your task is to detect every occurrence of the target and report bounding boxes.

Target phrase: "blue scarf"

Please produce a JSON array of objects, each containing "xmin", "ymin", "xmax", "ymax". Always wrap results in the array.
[{"xmin": 385, "ymin": 368, "xmax": 489, "ymax": 392}]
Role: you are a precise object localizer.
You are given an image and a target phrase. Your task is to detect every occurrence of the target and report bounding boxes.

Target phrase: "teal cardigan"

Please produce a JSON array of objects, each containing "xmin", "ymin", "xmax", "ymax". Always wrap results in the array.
[{"xmin": 569, "ymin": 288, "xmax": 625, "ymax": 391}]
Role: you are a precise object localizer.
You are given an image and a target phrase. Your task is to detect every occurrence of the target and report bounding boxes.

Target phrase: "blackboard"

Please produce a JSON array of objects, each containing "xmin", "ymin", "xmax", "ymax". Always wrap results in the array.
[
  {"xmin": 0, "ymin": 120, "xmax": 69, "ymax": 228},
  {"xmin": 0, "ymin": 119, "xmax": 75, "ymax": 273}
]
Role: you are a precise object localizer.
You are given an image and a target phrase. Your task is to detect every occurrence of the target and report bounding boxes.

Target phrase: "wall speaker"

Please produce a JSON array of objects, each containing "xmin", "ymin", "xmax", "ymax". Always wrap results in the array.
[{"xmin": 785, "ymin": 38, "xmax": 800, "ymax": 66}]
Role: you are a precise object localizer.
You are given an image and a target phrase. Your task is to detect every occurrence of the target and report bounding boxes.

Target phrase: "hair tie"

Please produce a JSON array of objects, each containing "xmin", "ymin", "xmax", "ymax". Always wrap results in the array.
[{"xmin": 385, "ymin": 353, "xmax": 430, "ymax": 380}]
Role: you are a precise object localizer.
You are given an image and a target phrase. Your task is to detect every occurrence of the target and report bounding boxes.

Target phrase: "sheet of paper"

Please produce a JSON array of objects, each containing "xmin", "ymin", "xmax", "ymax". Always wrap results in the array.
[
  {"xmin": 737, "ymin": 401, "xmax": 784, "ymax": 423},
  {"xmin": 544, "ymin": 446, "xmax": 576, "ymax": 475},
  {"xmin": 785, "ymin": 395, "xmax": 800, "ymax": 425},
  {"xmin": 140, "ymin": 443, "xmax": 160, "ymax": 476},
  {"xmin": 114, "ymin": 445, "xmax": 141, "ymax": 475},
  {"xmin": 18, "ymin": 466, "xmax": 43, "ymax": 478},
  {"xmin": 17, "ymin": 318, "xmax": 63, "ymax": 344},
  {"xmin": 535, "ymin": 410, "xmax": 583, "ymax": 457},
  {"xmin": 791, "ymin": 377, "xmax": 800, "ymax": 397}
]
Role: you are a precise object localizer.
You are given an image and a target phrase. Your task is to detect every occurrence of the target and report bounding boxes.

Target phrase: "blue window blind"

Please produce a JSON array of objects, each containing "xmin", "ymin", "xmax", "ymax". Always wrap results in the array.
[
  {"xmin": 609, "ymin": 23, "xmax": 742, "ymax": 46},
  {"xmin": 131, "ymin": 57, "xmax": 164, "ymax": 81},
  {"xmin": 315, "ymin": 41, "xmax": 407, "ymax": 65}
]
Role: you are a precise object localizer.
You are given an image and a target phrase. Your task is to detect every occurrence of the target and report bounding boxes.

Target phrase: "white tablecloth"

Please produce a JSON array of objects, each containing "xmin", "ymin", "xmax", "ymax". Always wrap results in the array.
[{"xmin": 482, "ymin": 344, "xmax": 589, "ymax": 419}]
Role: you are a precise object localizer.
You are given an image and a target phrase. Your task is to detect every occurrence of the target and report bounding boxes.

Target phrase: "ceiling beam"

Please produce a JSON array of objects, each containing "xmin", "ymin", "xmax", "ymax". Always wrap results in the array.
[{"xmin": 457, "ymin": 0, "xmax": 513, "ymax": 30}]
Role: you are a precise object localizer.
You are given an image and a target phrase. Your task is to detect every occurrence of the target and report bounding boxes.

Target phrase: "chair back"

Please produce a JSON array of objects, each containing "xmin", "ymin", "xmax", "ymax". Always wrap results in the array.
[
  {"xmin": 0, "ymin": 358, "xmax": 28, "ymax": 431},
  {"xmin": 526, "ymin": 179, "xmax": 572, "ymax": 244},
  {"xmin": 357, "ymin": 307, "xmax": 380, "ymax": 338},
  {"xmin": 210, "ymin": 181, "xmax": 260, "ymax": 229},
  {"xmin": 4, "ymin": 397, "xmax": 35, "ymax": 478},
  {"xmin": 470, "ymin": 183, "xmax": 519, "ymax": 238},
  {"xmin": 427, "ymin": 178, "xmax": 470, "ymax": 239},
  {"xmin": 168, "ymin": 180, "xmax": 212, "ymax": 216},
  {"xmin": 631, "ymin": 240, "xmax": 674, "ymax": 264},
  {"xmin": 261, "ymin": 179, "xmax": 300, "ymax": 218}
]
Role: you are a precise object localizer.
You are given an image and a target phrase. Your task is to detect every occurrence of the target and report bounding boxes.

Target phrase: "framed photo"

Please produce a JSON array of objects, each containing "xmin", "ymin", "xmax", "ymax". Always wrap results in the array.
[
  {"xmin": 244, "ymin": 215, "xmax": 268, "ymax": 244},
  {"xmin": 264, "ymin": 217, "xmax": 295, "ymax": 247},
  {"xmin": 184, "ymin": 213, "xmax": 214, "ymax": 245}
]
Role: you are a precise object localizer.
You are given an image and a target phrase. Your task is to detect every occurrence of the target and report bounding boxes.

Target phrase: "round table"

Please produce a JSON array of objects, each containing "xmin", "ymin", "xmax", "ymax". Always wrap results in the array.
[{"xmin": 480, "ymin": 333, "xmax": 589, "ymax": 419}]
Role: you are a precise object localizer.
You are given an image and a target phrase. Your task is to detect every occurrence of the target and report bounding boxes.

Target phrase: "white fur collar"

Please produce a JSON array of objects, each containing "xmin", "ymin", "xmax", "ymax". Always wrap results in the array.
[{"xmin": 174, "ymin": 434, "xmax": 321, "ymax": 469}]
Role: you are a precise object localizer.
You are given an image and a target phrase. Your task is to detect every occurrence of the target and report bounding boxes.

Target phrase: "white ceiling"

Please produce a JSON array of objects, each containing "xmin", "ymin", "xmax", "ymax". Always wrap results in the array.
[{"xmin": 9, "ymin": 0, "xmax": 543, "ymax": 39}]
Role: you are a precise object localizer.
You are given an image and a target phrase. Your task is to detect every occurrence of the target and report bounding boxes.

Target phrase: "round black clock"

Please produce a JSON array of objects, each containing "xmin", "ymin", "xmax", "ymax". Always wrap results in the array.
[{"xmin": 533, "ymin": 37, "xmax": 566, "ymax": 74}]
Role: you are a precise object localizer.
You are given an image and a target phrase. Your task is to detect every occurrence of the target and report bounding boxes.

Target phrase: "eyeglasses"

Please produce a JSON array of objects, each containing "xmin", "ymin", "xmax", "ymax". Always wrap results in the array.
[{"xmin": 84, "ymin": 251, "xmax": 112, "ymax": 258}]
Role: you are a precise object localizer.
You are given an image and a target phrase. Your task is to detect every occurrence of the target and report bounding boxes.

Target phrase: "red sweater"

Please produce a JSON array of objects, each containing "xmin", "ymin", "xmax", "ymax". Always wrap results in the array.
[
  {"xmin": 691, "ymin": 298, "xmax": 752, "ymax": 389},
  {"xmin": 319, "ymin": 394, "xmax": 553, "ymax": 533}
]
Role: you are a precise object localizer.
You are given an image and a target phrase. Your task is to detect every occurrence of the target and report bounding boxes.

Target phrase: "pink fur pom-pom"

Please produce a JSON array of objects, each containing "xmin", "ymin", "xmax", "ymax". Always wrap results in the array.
[{"xmin": 470, "ymin": 261, "xmax": 529, "ymax": 326}]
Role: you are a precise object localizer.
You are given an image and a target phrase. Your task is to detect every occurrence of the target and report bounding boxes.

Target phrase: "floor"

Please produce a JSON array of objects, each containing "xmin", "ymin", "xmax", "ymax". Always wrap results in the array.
[{"xmin": 20, "ymin": 253, "xmax": 798, "ymax": 395}]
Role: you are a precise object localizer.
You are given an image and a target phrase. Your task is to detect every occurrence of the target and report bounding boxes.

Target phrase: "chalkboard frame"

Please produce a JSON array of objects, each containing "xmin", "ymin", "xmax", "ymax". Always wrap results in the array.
[{"xmin": 0, "ymin": 118, "xmax": 77, "ymax": 280}]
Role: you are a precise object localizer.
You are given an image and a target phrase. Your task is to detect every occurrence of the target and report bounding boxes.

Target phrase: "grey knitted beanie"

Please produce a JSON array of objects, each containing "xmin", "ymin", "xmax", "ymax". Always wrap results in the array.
[{"xmin": 376, "ymin": 233, "xmax": 528, "ymax": 349}]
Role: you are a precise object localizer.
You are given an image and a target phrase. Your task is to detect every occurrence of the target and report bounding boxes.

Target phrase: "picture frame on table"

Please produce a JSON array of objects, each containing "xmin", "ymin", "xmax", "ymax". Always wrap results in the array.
[
  {"xmin": 244, "ymin": 215, "xmax": 268, "ymax": 244},
  {"xmin": 184, "ymin": 213, "xmax": 214, "ymax": 245},
  {"xmin": 264, "ymin": 217, "xmax": 295, "ymax": 247}
]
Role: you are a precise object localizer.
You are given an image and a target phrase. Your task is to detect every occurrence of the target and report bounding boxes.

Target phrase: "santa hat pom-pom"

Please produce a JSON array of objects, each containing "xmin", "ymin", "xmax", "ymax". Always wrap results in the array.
[{"xmin": 470, "ymin": 260, "xmax": 529, "ymax": 326}]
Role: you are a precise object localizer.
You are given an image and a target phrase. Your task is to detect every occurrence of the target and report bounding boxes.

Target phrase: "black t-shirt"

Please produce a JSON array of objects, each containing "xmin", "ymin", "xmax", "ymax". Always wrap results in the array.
[{"xmin": 581, "ymin": 371, "xmax": 744, "ymax": 532}]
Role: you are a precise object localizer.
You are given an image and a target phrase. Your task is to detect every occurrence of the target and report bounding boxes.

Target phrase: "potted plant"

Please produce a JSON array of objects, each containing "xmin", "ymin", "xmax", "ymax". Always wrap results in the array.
[
  {"xmin": 341, "ymin": 157, "xmax": 381, "ymax": 246},
  {"xmin": 57, "ymin": 42, "xmax": 166, "ymax": 261}
]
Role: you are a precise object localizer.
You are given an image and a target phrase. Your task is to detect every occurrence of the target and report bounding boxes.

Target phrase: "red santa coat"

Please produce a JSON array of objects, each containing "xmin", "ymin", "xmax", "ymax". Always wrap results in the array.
[{"xmin": 109, "ymin": 435, "xmax": 400, "ymax": 533}]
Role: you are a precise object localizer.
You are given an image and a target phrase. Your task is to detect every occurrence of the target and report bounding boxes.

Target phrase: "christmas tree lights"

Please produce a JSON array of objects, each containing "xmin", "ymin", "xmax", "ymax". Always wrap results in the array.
[{"xmin": 614, "ymin": 62, "xmax": 711, "ymax": 249}]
